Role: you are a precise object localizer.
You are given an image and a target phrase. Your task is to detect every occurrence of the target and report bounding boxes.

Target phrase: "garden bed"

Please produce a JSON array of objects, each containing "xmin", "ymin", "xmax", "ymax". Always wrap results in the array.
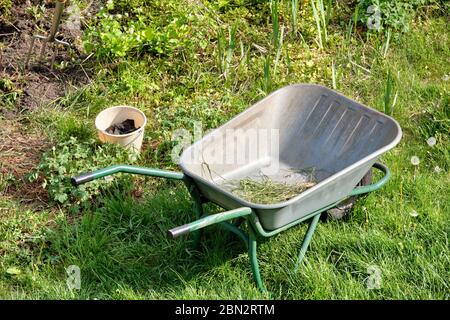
[{"xmin": 0, "ymin": 0, "xmax": 91, "ymax": 114}]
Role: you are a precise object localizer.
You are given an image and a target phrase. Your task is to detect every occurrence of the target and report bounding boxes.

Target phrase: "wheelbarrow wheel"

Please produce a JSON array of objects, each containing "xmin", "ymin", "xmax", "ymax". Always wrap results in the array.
[{"xmin": 325, "ymin": 169, "xmax": 373, "ymax": 220}]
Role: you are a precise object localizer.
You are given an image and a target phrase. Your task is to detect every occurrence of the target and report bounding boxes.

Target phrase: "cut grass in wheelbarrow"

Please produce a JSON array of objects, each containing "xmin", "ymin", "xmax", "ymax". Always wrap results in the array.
[
  {"xmin": 71, "ymin": 84, "xmax": 402, "ymax": 292},
  {"xmin": 220, "ymin": 168, "xmax": 318, "ymax": 205},
  {"xmin": 229, "ymin": 178, "xmax": 316, "ymax": 204}
]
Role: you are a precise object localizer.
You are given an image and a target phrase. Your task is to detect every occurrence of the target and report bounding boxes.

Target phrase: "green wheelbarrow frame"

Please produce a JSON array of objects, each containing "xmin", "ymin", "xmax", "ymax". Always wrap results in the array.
[{"xmin": 72, "ymin": 162, "xmax": 390, "ymax": 292}]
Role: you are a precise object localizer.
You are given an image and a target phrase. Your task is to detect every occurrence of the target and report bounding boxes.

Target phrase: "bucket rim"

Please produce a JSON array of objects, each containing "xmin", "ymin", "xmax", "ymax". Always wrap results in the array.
[{"xmin": 95, "ymin": 105, "xmax": 147, "ymax": 138}]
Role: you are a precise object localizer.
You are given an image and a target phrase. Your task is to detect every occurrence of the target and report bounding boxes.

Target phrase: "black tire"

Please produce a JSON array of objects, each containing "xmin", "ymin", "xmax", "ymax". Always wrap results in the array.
[{"xmin": 325, "ymin": 169, "xmax": 373, "ymax": 220}]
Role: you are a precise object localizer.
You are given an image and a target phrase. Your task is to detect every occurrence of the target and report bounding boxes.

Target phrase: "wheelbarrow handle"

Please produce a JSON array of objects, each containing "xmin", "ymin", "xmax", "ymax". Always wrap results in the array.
[
  {"xmin": 349, "ymin": 162, "xmax": 391, "ymax": 197},
  {"xmin": 71, "ymin": 165, "xmax": 184, "ymax": 186},
  {"xmin": 168, "ymin": 207, "xmax": 252, "ymax": 238}
]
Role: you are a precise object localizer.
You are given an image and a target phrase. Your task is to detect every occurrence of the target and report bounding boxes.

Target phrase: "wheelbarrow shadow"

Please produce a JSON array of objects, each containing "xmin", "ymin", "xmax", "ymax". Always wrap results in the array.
[{"xmin": 50, "ymin": 182, "xmax": 265, "ymax": 297}]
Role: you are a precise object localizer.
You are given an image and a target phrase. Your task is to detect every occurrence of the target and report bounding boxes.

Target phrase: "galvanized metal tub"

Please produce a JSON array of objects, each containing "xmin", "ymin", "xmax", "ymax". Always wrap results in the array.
[{"xmin": 179, "ymin": 84, "xmax": 402, "ymax": 230}]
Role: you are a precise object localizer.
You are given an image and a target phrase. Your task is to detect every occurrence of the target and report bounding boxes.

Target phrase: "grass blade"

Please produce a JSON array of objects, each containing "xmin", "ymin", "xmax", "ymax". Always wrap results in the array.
[
  {"xmin": 353, "ymin": 3, "xmax": 359, "ymax": 34},
  {"xmin": 263, "ymin": 56, "xmax": 271, "ymax": 93},
  {"xmin": 346, "ymin": 20, "xmax": 353, "ymax": 44},
  {"xmin": 217, "ymin": 29, "xmax": 225, "ymax": 74},
  {"xmin": 271, "ymin": 0, "xmax": 280, "ymax": 47},
  {"xmin": 311, "ymin": 0, "xmax": 331, "ymax": 48},
  {"xmin": 325, "ymin": 0, "xmax": 333, "ymax": 26},
  {"xmin": 311, "ymin": 0, "xmax": 323, "ymax": 49},
  {"xmin": 291, "ymin": 0, "xmax": 299, "ymax": 34},
  {"xmin": 383, "ymin": 28, "xmax": 391, "ymax": 58},
  {"xmin": 331, "ymin": 60, "xmax": 337, "ymax": 89},
  {"xmin": 274, "ymin": 25, "xmax": 285, "ymax": 75},
  {"xmin": 318, "ymin": 0, "xmax": 327, "ymax": 43},
  {"xmin": 224, "ymin": 25, "xmax": 236, "ymax": 79},
  {"xmin": 384, "ymin": 70, "xmax": 395, "ymax": 115}
]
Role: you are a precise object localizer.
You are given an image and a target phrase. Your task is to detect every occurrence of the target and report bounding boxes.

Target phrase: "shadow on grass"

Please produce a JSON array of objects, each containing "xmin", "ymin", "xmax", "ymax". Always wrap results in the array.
[{"xmin": 42, "ymin": 181, "xmax": 258, "ymax": 298}]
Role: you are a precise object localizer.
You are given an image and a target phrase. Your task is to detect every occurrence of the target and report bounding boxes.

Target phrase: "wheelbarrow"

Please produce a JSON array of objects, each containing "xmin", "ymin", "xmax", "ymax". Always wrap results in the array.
[{"xmin": 72, "ymin": 84, "xmax": 402, "ymax": 291}]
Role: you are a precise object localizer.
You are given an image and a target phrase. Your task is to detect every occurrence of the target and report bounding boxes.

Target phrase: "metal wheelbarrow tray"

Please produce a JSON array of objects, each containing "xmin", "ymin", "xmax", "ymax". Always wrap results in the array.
[{"xmin": 72, "ymin": 84, "xmax": 402, "ymax": 291}]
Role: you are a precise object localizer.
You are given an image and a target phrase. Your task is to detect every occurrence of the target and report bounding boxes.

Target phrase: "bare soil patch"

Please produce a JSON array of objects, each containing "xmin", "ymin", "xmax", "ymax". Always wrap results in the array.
[
  {"xmin": 0, "ymin": 0, "xmax": 94, "ymax": 116},
  {"xmin": 0, "ymin": 120, "xmax": 50, "ymax": 207}
]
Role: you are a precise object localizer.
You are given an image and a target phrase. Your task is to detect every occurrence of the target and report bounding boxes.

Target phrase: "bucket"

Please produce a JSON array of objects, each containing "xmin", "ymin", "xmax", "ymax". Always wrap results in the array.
[{"xmin": 95, "ymin": 106, "xmax": 147, "ymax": 153}]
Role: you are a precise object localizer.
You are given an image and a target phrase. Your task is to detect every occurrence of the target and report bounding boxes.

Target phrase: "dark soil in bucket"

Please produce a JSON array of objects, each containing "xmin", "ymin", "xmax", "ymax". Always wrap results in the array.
[{"xmin": 106, "ymin": 119, "xmax": 140, "ymax": 135}]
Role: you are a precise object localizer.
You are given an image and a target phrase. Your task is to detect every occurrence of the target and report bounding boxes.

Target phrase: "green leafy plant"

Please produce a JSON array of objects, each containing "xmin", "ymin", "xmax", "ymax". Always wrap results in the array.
[
  {"xmin": 33, "ymin": 137, "xmax": 134, "ymax": 210},
  {"xmin": 83, "ymin": 3, "xmax": 189, "ymax": 59},
  {"xmin": 0, "ymin": 0, "xmax": 12, "ymax": 16},
  {"xmin": 0, "ymin": 77, "xmax": 14, "ymax": 91},
  {"xmin": 356, "ymin": 0, "xmax": 435, "ymax": 33},
  {"xmin": 0, "ymin": 77, "xmax": 21, "ymax": 109},
  {"xmin": 25, "ymin": 3, "xmax": 46, "ymax": 21}
]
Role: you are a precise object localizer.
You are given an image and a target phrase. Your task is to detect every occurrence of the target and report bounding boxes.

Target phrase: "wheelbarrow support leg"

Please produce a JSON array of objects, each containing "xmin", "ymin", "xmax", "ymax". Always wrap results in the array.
[
  {"xmin": 183, "ymin": 181, "xmax": 206, "ymax": 251},
  {"xmin": 192, "ymin": 192, "xmax": 203, "ymax": 251},
  {"xmin": 249, "ymin": 227, "xmax": 266, "ymax": 292},
  {"xmin": 294, "ymin": 213, "xmax": 321, "ymax": 272}
]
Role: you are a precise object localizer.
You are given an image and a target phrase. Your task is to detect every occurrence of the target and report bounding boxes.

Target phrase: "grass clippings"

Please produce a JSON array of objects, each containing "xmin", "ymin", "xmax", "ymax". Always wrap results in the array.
[{"xmin": 231, "ymin": 177, "xmax": 317, "ymax": 204}]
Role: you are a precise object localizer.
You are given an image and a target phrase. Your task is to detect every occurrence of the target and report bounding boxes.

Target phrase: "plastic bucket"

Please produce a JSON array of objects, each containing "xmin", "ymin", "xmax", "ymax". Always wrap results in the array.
[{"xmin": 95, "ymin": 106, "xmax": 147, "ymax": 153}]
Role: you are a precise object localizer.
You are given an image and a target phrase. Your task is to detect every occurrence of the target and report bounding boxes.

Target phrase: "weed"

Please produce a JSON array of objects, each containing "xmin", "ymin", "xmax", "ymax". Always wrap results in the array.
[
  {"xmin": 0, "ymin": 0, "xmax": 12, "ymax": 17},
  {"xmin": 0, "ymin": 172, "xmax": 15, "ymax": 195},
  {"xmin": 271, "ymin": 0, "xmax": 280, "ymax": 47},
  {"xmin": 353, "ymin": 2, "xmax": 360, "ymax": 35},
  {"xmin": 383, "ymin": 69, "xmax": 398, "ymax": 115},
  {"xmin": 0, "ymin": 77, "xmax": 21, "ymax": 110},
  {"xmin": 0, "ymin": 78, "xmax": 14, "ymax": 93},
  {"xmin": 83, "ymin": 4, "xmax": 189, "ymax": 59},
  {"xmin": 291, "ymin": 0, "xmax": 299, "ymax": 34},
  {"xmin": 25, "ymin": 3, "xmax": 46, "ymax": 22},
  {"xmin": 262, "ymin": 56, "xmax": 272, "ymax": 93},
  {"xmin": 382, "ymin": 28, "xmax": 392, "ymax": 58},
  {"xmin": 217, "ymin": 25, "xmax": 237, "ymax": 79},
  {"xmin": 331, "ymin": 60, "xmax": 337, "ymax": 89},
  {"xmin": 356, "ymin": 0, "xmax": 438, "ymax": 34},
  {"xmin": 273, "ymin": 25, "xmax": 285, "ymax": 74},
  {"xmin": 54, "ymin": 116, "xmax": 96, "ymax": 142},
  {"xmin": 310, "ymin": 0, "xmax": 332, "ymax": 49},
  {"xmin": 411, "ymin": 92, "xmax": 450, "ymax": 170},
  {"xmin": 32, "ymin": 137, "xmax": 134, "ymax": 210}
]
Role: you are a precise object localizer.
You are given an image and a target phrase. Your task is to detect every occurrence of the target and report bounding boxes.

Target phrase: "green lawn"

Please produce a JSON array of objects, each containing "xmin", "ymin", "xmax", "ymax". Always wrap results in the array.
[{"xmin": 0, "ymin": 0, "xmax": 449, "ymax": 299}]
